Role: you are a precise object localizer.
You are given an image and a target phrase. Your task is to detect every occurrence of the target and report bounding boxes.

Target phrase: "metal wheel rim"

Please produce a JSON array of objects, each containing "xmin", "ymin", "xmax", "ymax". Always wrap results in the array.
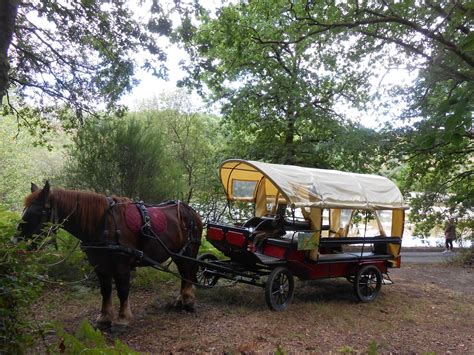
[
  {"xmin": 196, "ymin": 267, "xmax": 213, "ymax": 287},
  {"xmin": 355, "ymin": 266, "xmax": 382, "ymax": 302},
  {"xmin": 358, "ymin": 270, "xmax": 379, "ymax": 300},
  {"xmin": 271, "ymin": 272, "xmax": 290, "ymax": 306},
  {"xmin": 196, "ymin": 253, "xmax": 218, "ymax": 288}
]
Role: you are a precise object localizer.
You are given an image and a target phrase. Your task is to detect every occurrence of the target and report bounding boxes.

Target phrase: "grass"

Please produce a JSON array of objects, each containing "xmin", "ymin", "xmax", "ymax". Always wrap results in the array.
[{"xmin": 131, "ymin": 265, "xmax": 179, "ymax": 290}]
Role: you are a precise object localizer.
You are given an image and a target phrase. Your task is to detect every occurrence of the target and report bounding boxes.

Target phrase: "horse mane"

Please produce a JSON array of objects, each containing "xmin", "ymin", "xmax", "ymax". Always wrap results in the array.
[
  {"xmin": 52, "ymin": 189, "xmax": 109, "ymax": 236},
  {"xmin": 28, "ymin": 188, "xmax": 130, "ymax": 236},
  {"xmin": 24, "ymin": 190, "xmax": 41, "ymax": 207}
]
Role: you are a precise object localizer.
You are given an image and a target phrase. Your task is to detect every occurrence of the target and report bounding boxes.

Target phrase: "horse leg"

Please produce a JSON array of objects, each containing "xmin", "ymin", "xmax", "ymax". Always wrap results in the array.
[
  {"xmin": 174, "ymin": 259, "xmax": 197, "ymax": 312},
  {"xmin": 95, "ymin": 271, "xmax": 114, "ymax": 330},
  {"xmin": 112, "ymin": 271, "xmax": 133, "ymax": 331}
]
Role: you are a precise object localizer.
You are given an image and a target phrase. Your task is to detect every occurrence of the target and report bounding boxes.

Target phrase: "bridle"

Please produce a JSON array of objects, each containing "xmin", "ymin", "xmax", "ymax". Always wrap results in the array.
[{"xmin": 14, "ymin": 198, "xmax": 77, "ymax": 249}]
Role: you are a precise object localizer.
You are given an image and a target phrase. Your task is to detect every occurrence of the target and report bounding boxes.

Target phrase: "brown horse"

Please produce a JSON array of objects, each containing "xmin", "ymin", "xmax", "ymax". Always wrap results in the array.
[{"xmin": 15, "ymin": 181, "xmax": 203, "ymax": 331}]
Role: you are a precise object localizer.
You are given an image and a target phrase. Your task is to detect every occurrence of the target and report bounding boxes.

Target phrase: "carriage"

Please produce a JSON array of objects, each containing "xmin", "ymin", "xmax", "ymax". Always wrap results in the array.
[
  {"xmin": 196, "ymin": 159, "xmax": 406, "ymax": 311},
  {"xmin": 16, "ymin": 159, "xmax": 407, "ymax": 328}
]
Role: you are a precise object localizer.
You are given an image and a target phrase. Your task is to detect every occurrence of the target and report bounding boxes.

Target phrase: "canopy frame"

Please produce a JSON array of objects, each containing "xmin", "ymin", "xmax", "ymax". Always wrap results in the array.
[{"xmin": 219, "ymin": 159, "xmax": 408, "ymax": 211}]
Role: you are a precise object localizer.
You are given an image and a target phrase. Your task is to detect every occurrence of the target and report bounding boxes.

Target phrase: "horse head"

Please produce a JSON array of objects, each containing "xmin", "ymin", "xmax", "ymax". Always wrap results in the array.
[{"xmin": 13, "ymin": 181, "xmax": 54, "ymax": 248}]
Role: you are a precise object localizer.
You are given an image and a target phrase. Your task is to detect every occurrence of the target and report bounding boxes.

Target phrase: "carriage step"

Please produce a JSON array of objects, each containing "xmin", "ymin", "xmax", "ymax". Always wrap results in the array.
[{"xmin": 254, "ymin": 252, "xmax": 285, "ymax": 265}]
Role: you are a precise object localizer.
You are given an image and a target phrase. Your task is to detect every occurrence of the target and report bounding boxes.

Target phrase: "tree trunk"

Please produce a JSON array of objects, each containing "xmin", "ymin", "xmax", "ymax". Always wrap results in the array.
[{"xmin": 0, "ymin": 0, "xmax": 18, "ymax": 104}]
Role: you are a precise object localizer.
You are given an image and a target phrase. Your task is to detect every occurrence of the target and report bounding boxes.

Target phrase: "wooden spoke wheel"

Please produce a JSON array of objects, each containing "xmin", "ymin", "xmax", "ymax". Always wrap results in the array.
[
  {"xmin": 353, "ymin": 264, "xmax": 382, "ymax": 302},
  {"xmin": 265, "ymin": 266, "xmax": 294, "ymax": 311},
  {"xmin": 196, "ymin": 253, "xmax": 219, "ymax": 288}
]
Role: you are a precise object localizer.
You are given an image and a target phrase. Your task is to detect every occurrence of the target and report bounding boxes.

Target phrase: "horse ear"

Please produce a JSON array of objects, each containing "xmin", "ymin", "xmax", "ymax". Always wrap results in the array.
[
  {"xmin": 38, "ymin": 181, "xmax": 50, "ymax": 201},
  {"xmin": 31, "ymin": 183, "xmax": 39, "ymax": 192},
  {"xmin": 43, "ymin": 181, "xmax": 50, "ymax": 194}
]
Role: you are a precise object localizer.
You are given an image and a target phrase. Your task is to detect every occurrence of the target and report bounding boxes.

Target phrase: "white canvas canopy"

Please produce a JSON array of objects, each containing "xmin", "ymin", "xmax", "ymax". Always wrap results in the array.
[{"xmin": 220, "ymin": 159, "xmax": 407, "ymax": 210}]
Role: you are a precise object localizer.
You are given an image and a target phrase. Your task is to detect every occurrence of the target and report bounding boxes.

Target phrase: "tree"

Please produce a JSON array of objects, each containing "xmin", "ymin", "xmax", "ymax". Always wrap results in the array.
[
  {"xmin": 174, "ymin": 0, "xmax": 472, "ymax": 234},
  {"xmin": 0, "ymin": 114, "xmax": 65, "ymax": 209},
  {"xmin": 0, "ymin": 1, "xmax": 18, "ymax": 102},
  {"xmin": 134, "ymin": 91, "xmax": 227, "ymax": 221},
  {"xmin": 294, "ymin": 0, "xmax": 473, "ymax": 234},
  {"xmin": 315, "ymin": 1, "xmax": 474, "ymax": 232},
  {"xmin": 174, "ymin": 1, "xmax": 384, "ymax": 171},
  {"xmin": 63, "ymin": 115, "xmax": 183, "ymax": 202},
  {"xmin": 0, "ymin": 0, "xmax": 168, "ymax": 130}
]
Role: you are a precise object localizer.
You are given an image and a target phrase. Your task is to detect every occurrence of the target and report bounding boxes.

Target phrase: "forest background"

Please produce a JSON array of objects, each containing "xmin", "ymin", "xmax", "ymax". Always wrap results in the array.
[{"xmin": 0, "ymin": 0, "xmax": 472, "ymax": 352}]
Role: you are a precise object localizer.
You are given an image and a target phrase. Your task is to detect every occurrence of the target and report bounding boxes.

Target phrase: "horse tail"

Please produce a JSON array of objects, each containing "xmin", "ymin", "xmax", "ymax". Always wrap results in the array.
[{"xmin": 191, "ymin": 205, "xmax": 204, "ymax": 244}]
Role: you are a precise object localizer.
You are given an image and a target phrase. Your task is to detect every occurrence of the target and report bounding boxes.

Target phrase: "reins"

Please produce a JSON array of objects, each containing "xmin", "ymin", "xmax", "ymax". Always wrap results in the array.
[{"xmin": 38, "ymin": 198, "xmax": 79, "ymax": 251}]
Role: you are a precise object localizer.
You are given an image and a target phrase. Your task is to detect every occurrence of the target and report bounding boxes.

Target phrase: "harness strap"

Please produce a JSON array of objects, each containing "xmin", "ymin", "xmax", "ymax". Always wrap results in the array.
[
  {"xmin": 137, "ymin": 201, "xmax": 200, "ymax": 257},
  {"xmin": 84, "ymin": 200, "xmax": 200, "ymax": 264},
  {"xmin": 96, "ymin": 197, "xmax": 121, "ymax": 246},
  {"xmin": 136, "ymin": 201, "xmax": 151, "ymax": 229},
  {"xmin": 177, "ymin": 218, "xmax": 201, "ymax": 255}
]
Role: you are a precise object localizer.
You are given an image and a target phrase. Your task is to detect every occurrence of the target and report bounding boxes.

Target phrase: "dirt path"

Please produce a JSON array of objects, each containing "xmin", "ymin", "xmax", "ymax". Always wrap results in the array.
[{"xmin": 35, "ymin": 263, "xmax": 474, "ymax": 354}]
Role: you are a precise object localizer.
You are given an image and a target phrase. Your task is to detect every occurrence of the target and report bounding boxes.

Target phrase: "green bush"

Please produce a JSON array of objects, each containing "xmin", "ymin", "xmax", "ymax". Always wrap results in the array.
[
  {"xmin": 0, "ymin": 207, "xmax": 43, "ymax": 353},
  {"xmin": 452, "ymin": 247, "xmax": 474, "ymax": 267},
  {"xmin": 39, "ymin": 230, "xmax": 95, "ymax": 285},
  {"xmin": 63, "ymin": 116, "xmax": 184, "ymax": 202},
  {"xmin": 0, "ymin": 115, "xmax": 66, "ymax": 210},
  {"xmin": 53, "ymin": 319, "xmax": 139, "ymax": 354},
  {"xmin": 0, "ymin": 207, "xmax": 99, "ymax": 353},
  {"xmin": 132, "ymin": 266, "xmax": 177, "ymax": 290},
  {"xmin": 199, "ymin": 238, "xmax": 221, "ymax": 255}
]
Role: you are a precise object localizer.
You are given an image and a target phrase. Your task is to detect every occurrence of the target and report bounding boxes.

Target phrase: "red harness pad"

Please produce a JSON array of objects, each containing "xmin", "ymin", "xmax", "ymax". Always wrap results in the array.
[{"xmin": 125, "ymin": 205, "xmax": 168, "ymax": 235}]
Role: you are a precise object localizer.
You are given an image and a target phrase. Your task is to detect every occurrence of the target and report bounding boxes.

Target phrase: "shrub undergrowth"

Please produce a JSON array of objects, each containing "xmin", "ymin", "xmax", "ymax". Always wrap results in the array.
[
  {"xmin": 0, "ymin": 207, "xmax": 43, "ymax": 352},
  {"xmin": 0, "ymin": 207, "xmax": 96, "ymax": 353}
]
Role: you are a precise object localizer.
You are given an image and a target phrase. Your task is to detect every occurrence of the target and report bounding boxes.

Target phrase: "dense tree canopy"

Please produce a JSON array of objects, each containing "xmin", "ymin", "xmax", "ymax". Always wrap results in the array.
[
  {"xmin": 175, "ymin": 1, "xmax": 385, "ymax": 171},
  {"xmin": 0, "ymin": 0, "xmax": 167, "ymax": 129},
  {"xmin": 0, "ymin": 0, "xmax": 471, "ymax": 235},
  {"xmin": 173, "ymin": 0, "xmax": 472, "ymax": 231}
]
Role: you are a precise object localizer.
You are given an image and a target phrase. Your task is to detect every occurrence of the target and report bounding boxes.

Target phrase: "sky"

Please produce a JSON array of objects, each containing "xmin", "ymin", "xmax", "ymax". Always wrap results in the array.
[
  {"xmin": 120, "ymin": 51, "xmax": 417, "ymax": 130},
  {"xmin": 120, "ymin": 1, "xmax": 419, "ymax": 130}
]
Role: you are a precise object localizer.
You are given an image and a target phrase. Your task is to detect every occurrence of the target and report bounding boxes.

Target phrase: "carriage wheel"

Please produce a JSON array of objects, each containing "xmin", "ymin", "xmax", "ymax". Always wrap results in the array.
[
  {"xmin": 353, "ymin": 265, "xmax": 382, "ymax": 302},
  {"xmin": 265, "ymin": 267, "xmax": 294, "ymax": 311},
  {"xmin": 196, "ymin": 253, "xmax": 219, "ymax": 288}
]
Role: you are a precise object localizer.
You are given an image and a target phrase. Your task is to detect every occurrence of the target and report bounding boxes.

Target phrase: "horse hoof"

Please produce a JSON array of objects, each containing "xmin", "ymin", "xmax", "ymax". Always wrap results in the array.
[
  {"xmin": 182, "ymin": 303, "xmax": 195, "ymax": 313},
  {"xmin": 172, "ymin": 300, "xmax": 195, "ymax": 313},
  {"xmin": 166, "ymin": 300, "xmax": 196, "ymax": 313},
  {"xmin": 95, "ymin": 320, "xmax": 112, "ymax": 330},
  {"xmin": 111, "ymin": 322, "xmax": 129, "ymax": 334}
]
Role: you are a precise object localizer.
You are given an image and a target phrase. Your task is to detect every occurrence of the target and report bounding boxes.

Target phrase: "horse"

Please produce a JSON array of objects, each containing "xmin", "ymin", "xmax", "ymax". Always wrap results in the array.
[{"xmin": 14, "ymin": 181, "xmax": 203, "ymax": 331}]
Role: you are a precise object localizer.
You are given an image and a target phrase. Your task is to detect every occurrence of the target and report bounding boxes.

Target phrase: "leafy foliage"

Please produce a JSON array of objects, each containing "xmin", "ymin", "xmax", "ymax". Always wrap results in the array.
[
  {"xmin": 266, "ymin": 0, "xmax": 474, "ymax": 231},
  {"xmin": 63, "ymin": 115, "xmax": 184, "ymax": 202},
  {"xmin": 1, "ymin": 0, "xmax": 168, "ymax": 141},
  {"xmin": 0, "ymin": 207, "xmax": 42, "ymax": 353},
  {"xmin": 55, "ymin": 319, "xmax": 139, "ymax": 354},
  {"xmin": 173, "ymin": 0, "xmax": 473, "ymax": 231},
  {"xmin": 134, "ymin": 92, "xmax": 228, "ymax": 220},
  {"xmin": 0, "ymin": 115, "xmax": 66, "ymax": 209},
  {"xmin": 174, "ymin": 1, "xmax": 386, "ymax": 172},
  {"xmin": 0, "ymin": 206, "xmax": 97, "ymax": 353}
]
